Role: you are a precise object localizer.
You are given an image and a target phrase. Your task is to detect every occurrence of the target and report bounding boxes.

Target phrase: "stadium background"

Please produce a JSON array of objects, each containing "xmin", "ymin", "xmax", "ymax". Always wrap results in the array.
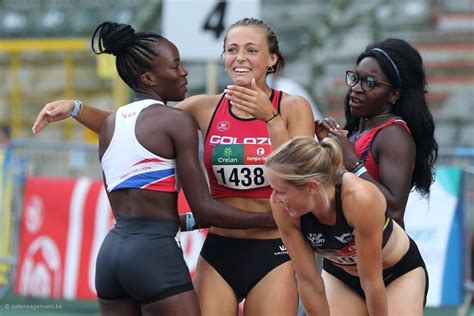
[{"xmin": 0, "ymin": 0, "xmax": 473, "ymax": 315}]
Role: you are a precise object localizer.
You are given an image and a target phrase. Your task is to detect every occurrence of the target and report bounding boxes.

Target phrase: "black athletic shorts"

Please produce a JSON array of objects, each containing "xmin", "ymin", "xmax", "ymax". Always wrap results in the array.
[
  {"xmin": 95, "ymin": 217, "xmax": 193, "ymax": 304},
  {"xmin": 323, "ymin": 236, "xmax": 429, "ymax": 307},
  {"xmin": 200, "ymin": 232, "xmax": 291, "ymax": 301}
]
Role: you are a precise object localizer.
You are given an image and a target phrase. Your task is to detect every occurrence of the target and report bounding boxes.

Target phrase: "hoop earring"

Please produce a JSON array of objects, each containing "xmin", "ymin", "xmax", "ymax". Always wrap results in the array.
[{"xmin": 267, "ymin": 65, "xmax": 276, "ymax": 73}]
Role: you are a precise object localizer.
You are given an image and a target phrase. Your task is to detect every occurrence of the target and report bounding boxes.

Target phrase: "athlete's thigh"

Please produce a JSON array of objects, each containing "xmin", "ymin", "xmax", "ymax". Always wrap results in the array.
[
  {"xmin": 386, "ymin": 267, "xmax": 426, "ymax": 316},
  {"xmin": 244, "ymin": 261, "xmax": 298, "ymax": 316},
  {"xmin": 193, "ymin": 256, "xmax": 238, "ymax": 316},
  {"xmin": 98, "ymin": 298, "xmax": 141, "ymax": 316},
  {"xmin": 322, "ymin": 270, "xmax": 368, "ymax": 316},
  {"xmin": 141, "ymin": 289, "xmax": 201, "ymax": 316}
]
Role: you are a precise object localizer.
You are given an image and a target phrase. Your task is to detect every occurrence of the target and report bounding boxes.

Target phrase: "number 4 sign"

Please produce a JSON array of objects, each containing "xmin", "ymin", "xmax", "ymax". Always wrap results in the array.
[{"xmin": 163, "ymin": 0, "xmax": 261, "ymax": 61}]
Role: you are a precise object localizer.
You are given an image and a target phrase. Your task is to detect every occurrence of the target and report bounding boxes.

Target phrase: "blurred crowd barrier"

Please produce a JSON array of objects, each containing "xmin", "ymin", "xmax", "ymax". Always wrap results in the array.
[{"xmin": 0, "ymin": 39, "xmax": 127, "ymax": 142}]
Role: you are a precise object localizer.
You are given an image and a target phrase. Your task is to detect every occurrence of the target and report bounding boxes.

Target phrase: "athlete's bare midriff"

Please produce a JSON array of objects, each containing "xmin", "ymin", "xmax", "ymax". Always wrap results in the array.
[
  {"xmin": 210, "ymin": 196, "xmax": 281, "ymax": 239},
  {"xmin": 334, "ymin": 223, "xmax": 410, "ymax": 276}
]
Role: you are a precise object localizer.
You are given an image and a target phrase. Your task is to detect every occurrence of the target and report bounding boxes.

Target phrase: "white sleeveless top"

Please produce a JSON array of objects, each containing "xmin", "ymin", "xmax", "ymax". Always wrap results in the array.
[{"xmin": 101, "ymin": 99, "xmax": 177, "ymax": 193}]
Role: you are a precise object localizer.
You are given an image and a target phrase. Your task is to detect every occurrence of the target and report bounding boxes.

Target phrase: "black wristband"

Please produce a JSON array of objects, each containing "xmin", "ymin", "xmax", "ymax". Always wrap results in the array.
[{"xmin": 265, "ymin": 112, "xmax": 279, "ymax": 123}]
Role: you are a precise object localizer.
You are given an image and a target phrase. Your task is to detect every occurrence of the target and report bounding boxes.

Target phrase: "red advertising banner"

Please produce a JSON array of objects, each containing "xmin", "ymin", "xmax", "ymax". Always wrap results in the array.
[{"xmin": 15, "ymin": 177, "xmax": 206, "ymax": 300}]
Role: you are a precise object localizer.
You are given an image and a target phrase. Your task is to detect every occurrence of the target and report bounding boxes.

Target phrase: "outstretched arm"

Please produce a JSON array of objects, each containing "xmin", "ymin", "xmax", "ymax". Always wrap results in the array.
[
  {"xmin": 172, "ymin": 110, "xmax": 276, "ymax": 229},
  {"xmin": 32, "ymin": 100, "xmax": 112, "ymax": 134},
  {"xmin": 271, "ymin": 197, "xmax": 329, "ymax": 316}
]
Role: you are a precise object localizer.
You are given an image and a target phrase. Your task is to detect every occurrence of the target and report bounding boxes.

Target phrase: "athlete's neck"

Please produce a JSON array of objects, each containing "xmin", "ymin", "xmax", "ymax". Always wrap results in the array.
[
  {"xmin": 134, "ymin": 91, "xmax": 167, "ymax": 104},
  {"xmin": 358, "ymin": 112, "xmax": 393, "ymax": 133}
]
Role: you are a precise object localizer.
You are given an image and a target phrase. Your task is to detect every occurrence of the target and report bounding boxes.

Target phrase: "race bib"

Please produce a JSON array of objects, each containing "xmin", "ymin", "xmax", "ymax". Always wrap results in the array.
[
  {"xmin": 326, "ymin": 254, "xmax": 357, "ymax": 265},
  {"xmin": 317, "ymin": 244, "xmax": 357, "ymax": 265},
  {"xmin": 212, "ymin": 144, "xmax": 271, "ymax": 189}
]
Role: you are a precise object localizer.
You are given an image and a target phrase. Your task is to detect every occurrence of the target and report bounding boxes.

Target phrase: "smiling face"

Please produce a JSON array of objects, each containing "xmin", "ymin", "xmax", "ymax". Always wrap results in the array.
[
  {"xmin": 348, "ymin": 57, "xmax": 398, "ymax": 118},
  {"xmin": 267, "ymin": 168, "xmax": 316, "ymax": 218},
  {"xmin": 142, "ymin": 40, "xmax": 188, "ymax": 102},
  {"xmin": 223, "ymin": 26, "xmax": 277, "ymax": 87}
]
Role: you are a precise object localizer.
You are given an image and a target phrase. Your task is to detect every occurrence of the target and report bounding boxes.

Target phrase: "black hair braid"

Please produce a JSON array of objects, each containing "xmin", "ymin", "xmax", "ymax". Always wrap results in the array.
[
  {"xmin": 91, "ymin": 22, "xmax": 136, "ymax": 56},
  {"xmin": 91, "ymin": 22, "xmax": 165, "ymax": 89}
]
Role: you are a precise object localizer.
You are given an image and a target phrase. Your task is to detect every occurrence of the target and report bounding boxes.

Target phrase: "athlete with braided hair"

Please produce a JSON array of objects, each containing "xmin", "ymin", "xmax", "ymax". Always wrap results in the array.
[{"xmin": 48, "ymin": 21, "xmax": 279, "ymax": 316}]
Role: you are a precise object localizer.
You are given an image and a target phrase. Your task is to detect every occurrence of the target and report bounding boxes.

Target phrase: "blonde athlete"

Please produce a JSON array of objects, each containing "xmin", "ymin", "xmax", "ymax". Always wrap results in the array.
[{"xmin": 265, "ymin": 136, "xmax": 428, "ymax": 316}]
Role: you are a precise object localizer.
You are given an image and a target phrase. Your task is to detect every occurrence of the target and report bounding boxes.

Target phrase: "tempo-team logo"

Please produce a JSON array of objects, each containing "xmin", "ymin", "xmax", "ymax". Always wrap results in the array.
[
  {"xmin": 216, "ymin": 121, "xmax": 230, "ymax": 131},
  {"xmin": 256, "ymin": 147, "xmax": 265, "ymax": 156}
]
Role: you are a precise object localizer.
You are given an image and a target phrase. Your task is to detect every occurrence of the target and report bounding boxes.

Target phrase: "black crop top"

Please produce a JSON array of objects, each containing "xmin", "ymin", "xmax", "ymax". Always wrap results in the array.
[{"xmin": 300, "ymin": 176, "xmax": 393, "ymax": 266}]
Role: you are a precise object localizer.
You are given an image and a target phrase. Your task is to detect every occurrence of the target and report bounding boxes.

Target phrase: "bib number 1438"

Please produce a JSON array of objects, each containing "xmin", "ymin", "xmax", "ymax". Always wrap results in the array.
[{"xmin": 214, "ymin": 165, "xmax": 267, "ymax": 189}]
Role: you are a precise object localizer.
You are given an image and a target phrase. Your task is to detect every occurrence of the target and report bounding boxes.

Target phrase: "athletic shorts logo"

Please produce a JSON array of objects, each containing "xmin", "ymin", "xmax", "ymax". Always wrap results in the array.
[
  {"xmin": 216, "ymin": 121, "xmax": 230, "ymax": 131},
  {"xmin": 274, "ymin": 244, "xmax": 288, "ymax": 256}
]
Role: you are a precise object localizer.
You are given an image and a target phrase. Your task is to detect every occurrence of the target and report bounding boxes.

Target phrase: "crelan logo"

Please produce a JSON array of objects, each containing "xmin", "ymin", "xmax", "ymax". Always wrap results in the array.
[{"xmin": 223, "ymin": 147, "xmax": 232, "ymax": 157}]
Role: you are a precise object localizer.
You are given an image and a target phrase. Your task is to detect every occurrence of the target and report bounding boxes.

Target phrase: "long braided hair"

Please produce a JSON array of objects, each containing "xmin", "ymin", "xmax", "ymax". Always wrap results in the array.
[{"xmin": 91, "ymin": 22, "xmax": 166, "ymax": 89}]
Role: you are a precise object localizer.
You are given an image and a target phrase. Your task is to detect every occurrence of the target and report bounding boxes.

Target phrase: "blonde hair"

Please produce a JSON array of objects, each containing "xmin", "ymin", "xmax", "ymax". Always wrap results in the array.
[{"xmin": 265, "ymin": 136, "xmax": 344, "ymax": 188}]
